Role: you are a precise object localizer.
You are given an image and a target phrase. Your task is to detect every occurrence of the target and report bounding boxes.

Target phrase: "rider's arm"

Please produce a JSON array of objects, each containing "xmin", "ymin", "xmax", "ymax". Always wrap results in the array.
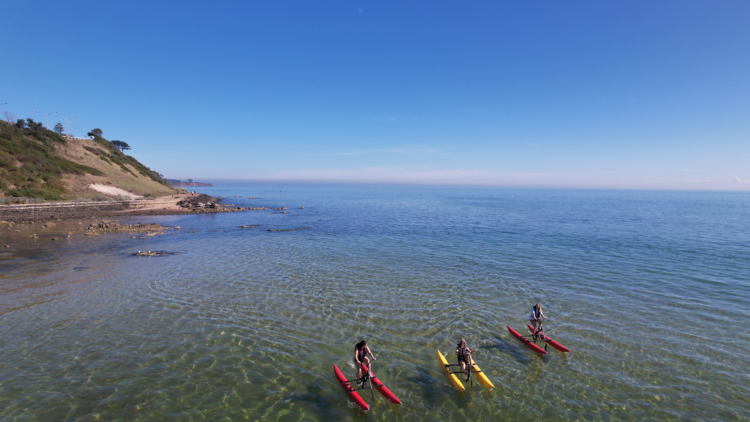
[
  {"xmin": 366, "ymin": 346, "xmax": 375, "ymax": 360},
  {"xmin": 354, "ymin": 348, "xmax": 360, "ymax": 363}
]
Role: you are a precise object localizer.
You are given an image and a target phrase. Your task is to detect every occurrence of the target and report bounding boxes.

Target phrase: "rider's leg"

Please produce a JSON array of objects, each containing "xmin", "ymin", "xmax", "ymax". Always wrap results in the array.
[{"xmin": 361, "ymin": 357, "xmax": 370, "ymax": 380}]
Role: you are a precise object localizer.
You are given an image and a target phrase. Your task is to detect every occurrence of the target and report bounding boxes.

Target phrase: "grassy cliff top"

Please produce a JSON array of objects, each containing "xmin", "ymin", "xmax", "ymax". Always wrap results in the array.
[{"xmin": 0, "ymin": 119, "xmax": 175, "ymax": 201}]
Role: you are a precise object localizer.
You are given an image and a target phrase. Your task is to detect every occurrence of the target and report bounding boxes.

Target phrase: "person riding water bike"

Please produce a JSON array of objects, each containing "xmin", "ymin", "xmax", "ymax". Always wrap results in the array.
[
  {"xmin": 455, "ymin": 339, "xmax": 477, "ymax": 381},
  {"xmin": 354, "ymin": 340, "xmax": 376, "ymax": 385},
  {"xmin": 529, "ymin": 303, "xmax": 547, "ymax": 337}
]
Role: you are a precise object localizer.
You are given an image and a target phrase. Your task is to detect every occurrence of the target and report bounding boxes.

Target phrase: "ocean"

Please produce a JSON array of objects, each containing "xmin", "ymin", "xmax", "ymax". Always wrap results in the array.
[{"xmin": 1, "ymin": 186, "xmax": 748, "ymax": 421}]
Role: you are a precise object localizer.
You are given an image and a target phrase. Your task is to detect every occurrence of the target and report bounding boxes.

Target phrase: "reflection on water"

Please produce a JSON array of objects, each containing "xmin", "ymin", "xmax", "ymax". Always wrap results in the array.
[{"xmin": 1, "ymin": 187, "xmax": 749, "ymax": 421}]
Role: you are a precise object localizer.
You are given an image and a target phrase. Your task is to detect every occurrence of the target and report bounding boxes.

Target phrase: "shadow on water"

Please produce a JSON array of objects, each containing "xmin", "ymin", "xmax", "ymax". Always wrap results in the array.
[
  {"xmin": 405, "ymin": 368, "xmax": 443, "ymax": 410},
  {"xmin": 452, "ymin": 386, "xmax": 472, "ymax": 409},
  {"xmin": 282, "ymin": 382, "xmax": 341, "ymax": 420}
]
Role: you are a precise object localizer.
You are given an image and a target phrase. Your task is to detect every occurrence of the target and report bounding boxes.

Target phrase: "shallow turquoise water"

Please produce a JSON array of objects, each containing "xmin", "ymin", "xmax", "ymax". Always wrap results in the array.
[{"xmin": 1, "ymin": 187, "xmax": 749, "ymax": 421}]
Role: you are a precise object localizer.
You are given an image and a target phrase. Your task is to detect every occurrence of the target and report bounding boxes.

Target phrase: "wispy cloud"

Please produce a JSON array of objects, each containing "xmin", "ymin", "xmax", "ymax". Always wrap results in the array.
[
  {"xmin": 248, "ymin": 167, "xmax": 750, "ymax": 190},
  {"xmin": 322, "ymin": 146, "xmax": 446, "ymax": 156},
  {"xmin": 265, "ymin": 167, "xmax": 491, "ymax": 185}
]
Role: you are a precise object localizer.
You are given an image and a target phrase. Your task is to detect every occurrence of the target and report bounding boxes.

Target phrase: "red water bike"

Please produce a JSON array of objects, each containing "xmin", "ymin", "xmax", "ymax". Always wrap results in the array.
[
  {"xmin": 333, "ymin": 361, "xmax": 401, "ymax": 411},
  {"xmin": 507, "ymin": 320, "xmax": 570, "ymax": 355}
]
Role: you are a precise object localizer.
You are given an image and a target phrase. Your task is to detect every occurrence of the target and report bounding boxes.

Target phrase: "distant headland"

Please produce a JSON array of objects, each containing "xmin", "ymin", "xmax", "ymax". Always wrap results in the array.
[{"xmin": 166, "ymin": 179, "xmax": 212, "ymax": 187}]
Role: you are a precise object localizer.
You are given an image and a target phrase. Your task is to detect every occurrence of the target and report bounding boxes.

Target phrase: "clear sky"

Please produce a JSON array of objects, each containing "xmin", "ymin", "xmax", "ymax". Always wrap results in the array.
[{"xmin": 2, "ymin": 1, "xmax": 749, "ymax": 189}]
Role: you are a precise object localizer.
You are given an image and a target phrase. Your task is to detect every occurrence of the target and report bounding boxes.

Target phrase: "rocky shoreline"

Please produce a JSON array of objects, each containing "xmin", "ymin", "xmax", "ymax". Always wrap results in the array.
[
  {"xmin": 0, "ymin": 192, "xmax": 271, "ymax": 223},
  {"xmin": 0, "ymin": 191, "xmax": 310, "ymax": 250}
]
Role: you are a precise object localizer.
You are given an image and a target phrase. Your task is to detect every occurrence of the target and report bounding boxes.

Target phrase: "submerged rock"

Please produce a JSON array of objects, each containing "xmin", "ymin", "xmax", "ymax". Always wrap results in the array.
[
  {"xmin": 132, "ymin": 251, "xmax": 180, "ymax": 257},
  {"xmin": 267, "ymin": 228, "xmax": 312, "ymax": 232}
]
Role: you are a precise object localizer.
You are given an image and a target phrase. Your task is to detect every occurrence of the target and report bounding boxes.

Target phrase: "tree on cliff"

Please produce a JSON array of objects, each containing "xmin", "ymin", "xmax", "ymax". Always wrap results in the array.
[
  {"xmin": 111, "ymin": 140, "xmax": 131, "ymax": 152},
  {"xmin": 26, "ymin": 118, "xmax": 43, "ymax": 130},
  {"xmin": 92, "ymin": 128, "xmax": 103, "ymax": 137},
  {"xmin": 54, "ymin": 122, "xmax": 64, "ymax": 134},
  {"xmin": 3, "ymin": 111, "xmax": 15, "ymax": 123}
]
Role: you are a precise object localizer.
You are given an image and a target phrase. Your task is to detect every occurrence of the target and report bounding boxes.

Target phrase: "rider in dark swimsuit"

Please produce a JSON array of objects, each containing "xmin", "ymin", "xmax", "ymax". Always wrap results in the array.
[
  {"xmin": 455, "ymin": 339, "xmax": 477, "ymax": 380},
  {"xmin": 530, "ymin": 303, "xmax": 547, "ymax": 337},
  {"xmin": 354, "ymin": 340, "xmax": 376, "ymax": 384}
]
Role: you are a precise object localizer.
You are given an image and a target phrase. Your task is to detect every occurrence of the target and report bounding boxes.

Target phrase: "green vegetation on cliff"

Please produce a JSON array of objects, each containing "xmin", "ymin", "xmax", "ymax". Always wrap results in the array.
[
  {"xmin": 86, "ymin": 136, "xmax": 170, "ymax": 187},
  {"xmin": 0, "ymin": 119, "xmax": 172, "ymax": 200},
  {"xmin": 0, "ymin": 120, "xmax": 103, "ymax": 200}
]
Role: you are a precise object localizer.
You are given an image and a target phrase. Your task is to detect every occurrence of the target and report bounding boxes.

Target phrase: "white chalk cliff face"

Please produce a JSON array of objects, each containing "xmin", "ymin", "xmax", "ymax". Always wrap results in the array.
[{"xmin": 88, "ymin": 184, "xmax": 143, "ymax": 199}]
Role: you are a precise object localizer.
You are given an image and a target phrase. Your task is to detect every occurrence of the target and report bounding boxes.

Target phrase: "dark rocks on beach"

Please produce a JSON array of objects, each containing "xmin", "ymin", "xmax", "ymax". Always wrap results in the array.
[{"xmin": 177, "ymin": 194, "xmax": 220, "ymax": 209}]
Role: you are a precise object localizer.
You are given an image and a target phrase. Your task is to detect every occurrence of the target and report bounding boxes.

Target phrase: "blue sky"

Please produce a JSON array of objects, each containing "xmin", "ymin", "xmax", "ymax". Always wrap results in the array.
[{"xmin": 2, "ymin": 1, "xmax": 749, "ymax": 189}]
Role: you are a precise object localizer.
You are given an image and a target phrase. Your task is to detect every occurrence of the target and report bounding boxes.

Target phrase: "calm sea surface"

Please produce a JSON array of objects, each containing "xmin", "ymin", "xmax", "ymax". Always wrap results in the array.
[{"xmin": 1, "ymin": 187, "xmax": 748, "ymax": 421}]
